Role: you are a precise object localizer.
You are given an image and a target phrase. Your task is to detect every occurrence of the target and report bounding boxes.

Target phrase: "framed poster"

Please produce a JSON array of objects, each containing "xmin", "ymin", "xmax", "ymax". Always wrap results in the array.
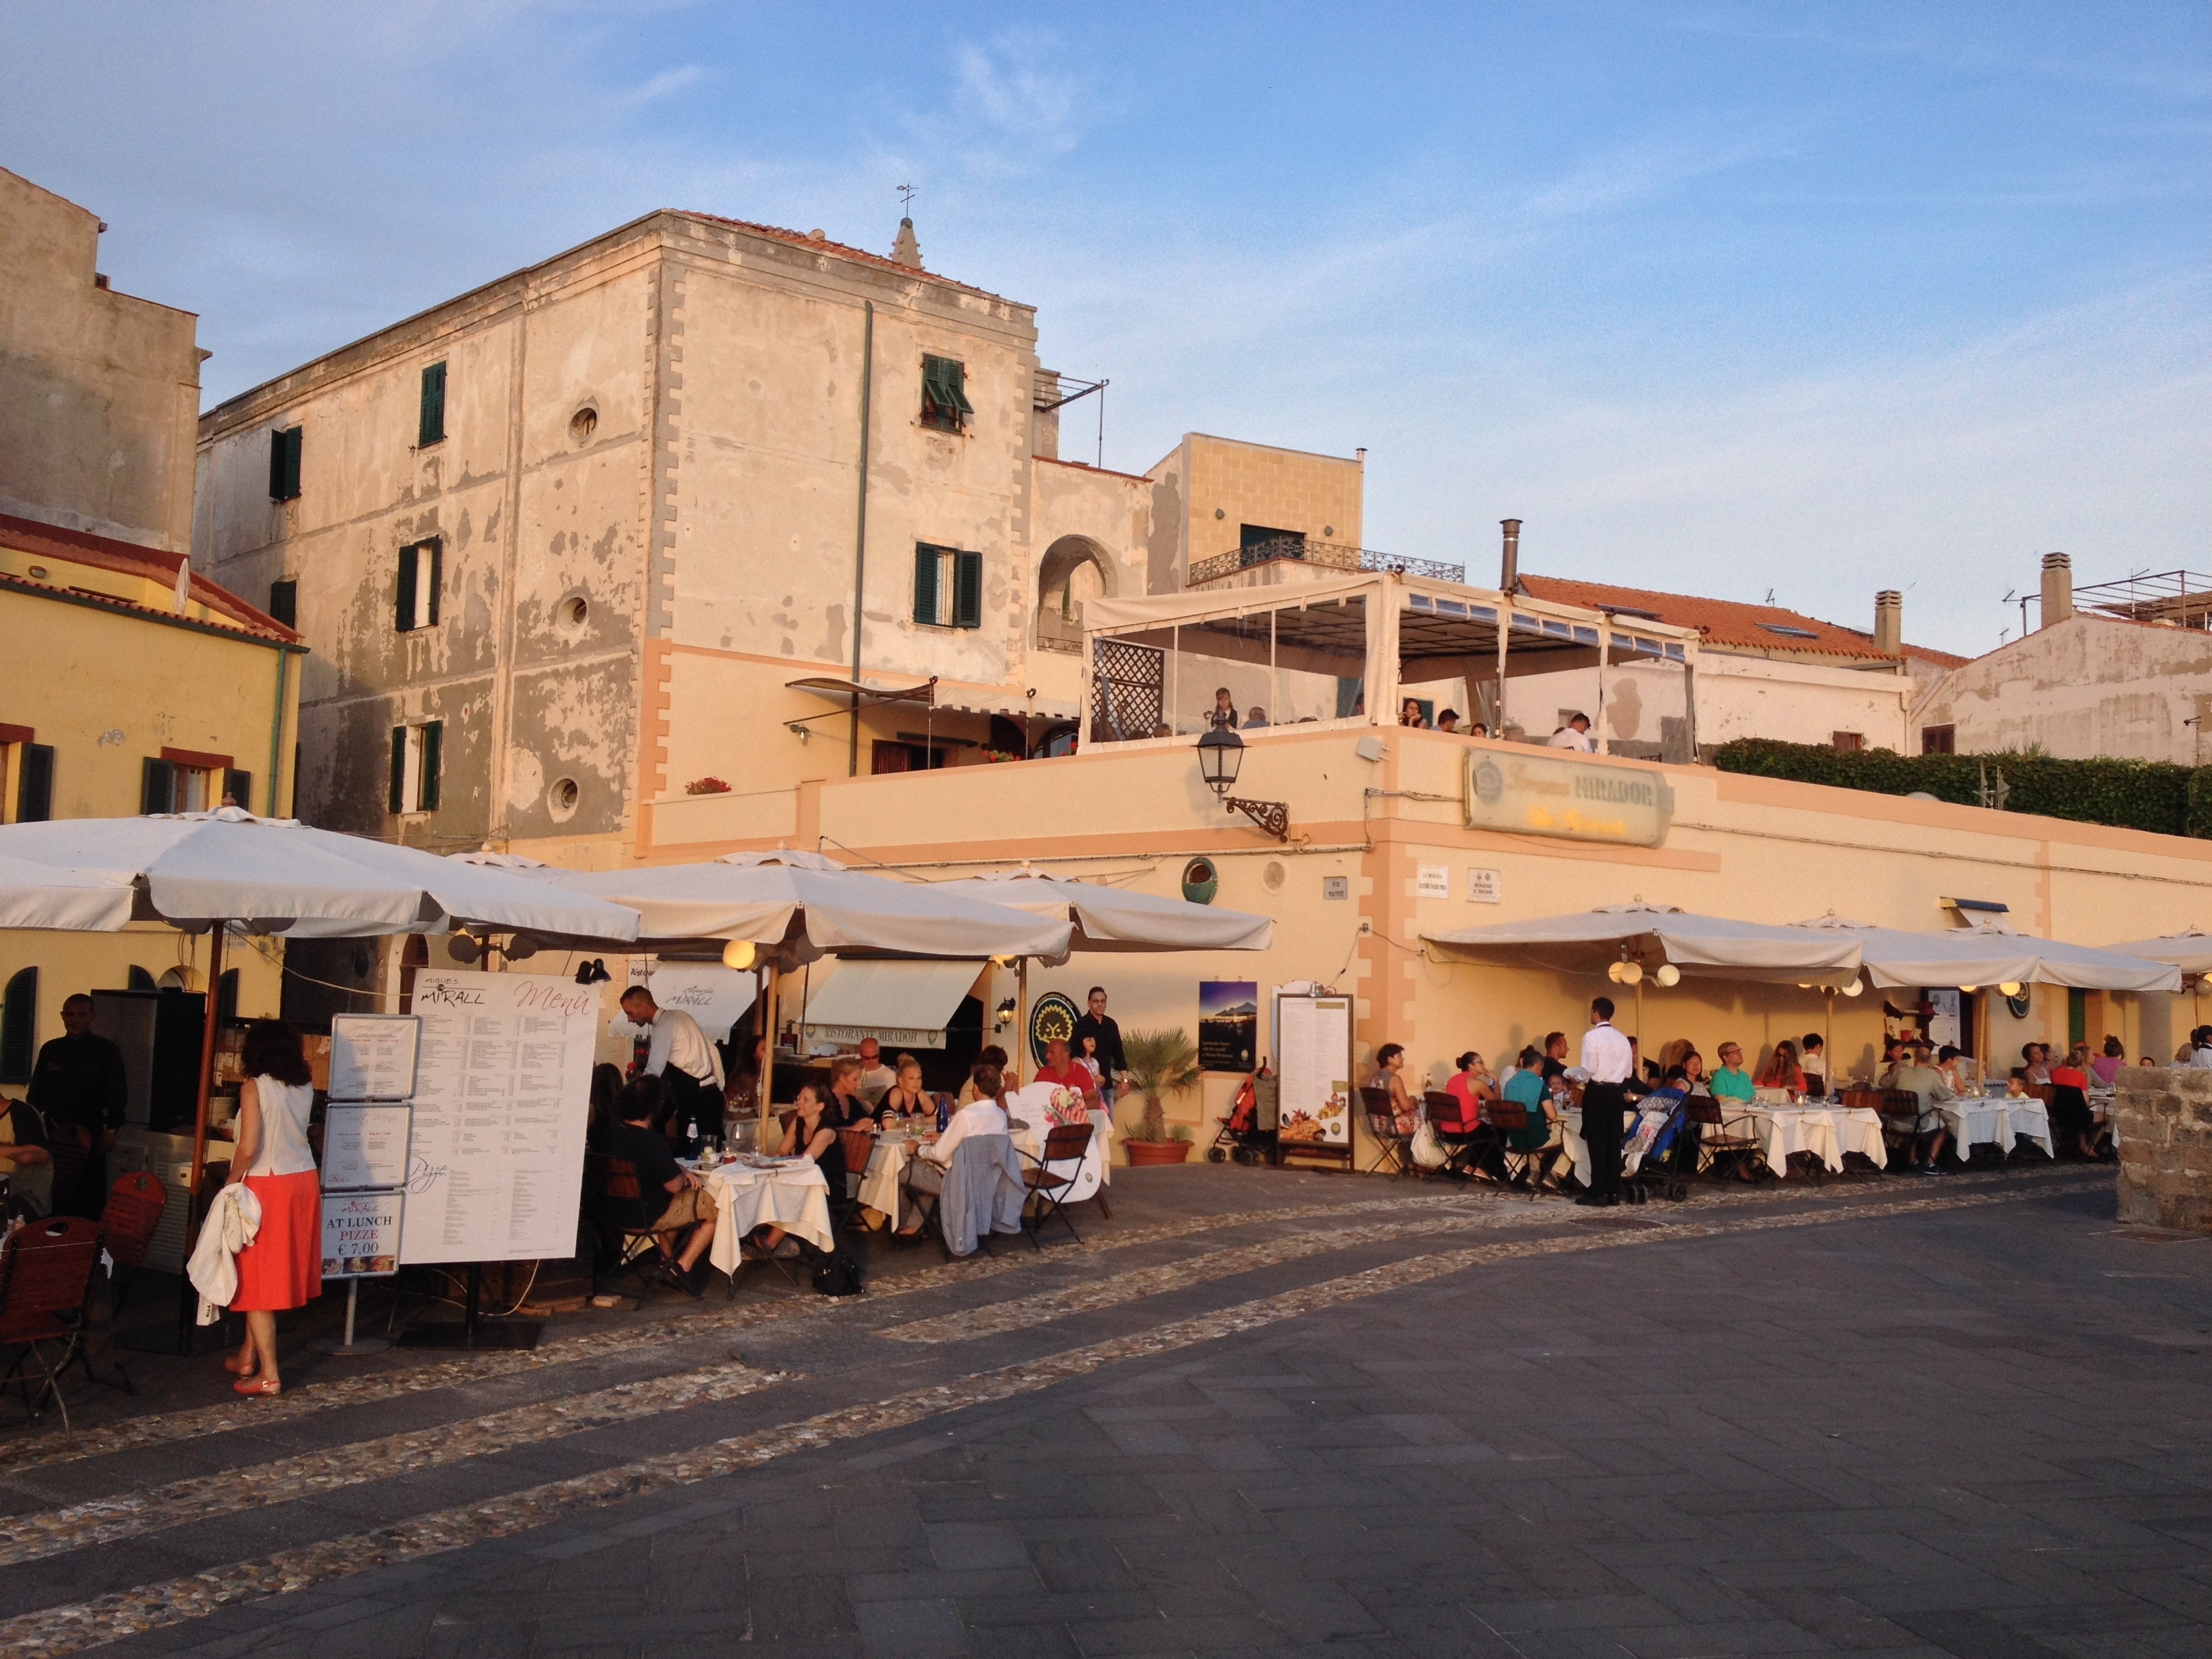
[
  {"xmin": 1198, "ymin": 980, "xmax": 1259, "ymax": 1072},
  {"xmin": 1274, "ymin": 992, "xmax": 1353, "ymax": 1154},
  {"xmin": 329, "ymin": 1014, "xmax": 421, "ymax": 1101},
  {"xmin": 322, "ymin": 1190, "xmax": 403, "ymax": 1279},
  {"xmin": 400, "ymin": 972, "xmax": 598, "ymax": 1266},
  {"xmin": 323, "ymin": 1104, "xmax": 413, "ymax": 1192}
]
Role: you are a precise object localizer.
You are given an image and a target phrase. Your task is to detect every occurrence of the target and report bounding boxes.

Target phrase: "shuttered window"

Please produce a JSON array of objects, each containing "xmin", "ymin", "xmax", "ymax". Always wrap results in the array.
[
  {"xmin": 141, "ymin": 756, "xmax": 176, "ymax": 815},
  {"xmin": 266, "ymin": 579, "xmax": 296, "ymax": 628},
  {"xmin": 389, "ymin": 721, "xmax": 443, "ymax": 814},
  {"xmin": 268, "ymin": 426, "xmax": 303, "ymax": 501},
  {"xmin": 222, "ymin": 768, "xmax": 254, "ymax": 812},
  {"xmin": 418, "ymin": 361, "xmax": 447, "ymax": 447},
  {"xmin": 920, "ymin": 354, "xmax": 973, "ymax": 432},
  {"xmin": 14, "ymin": 744, "xmax": 52, "ymax": 822},
  {"xmin": 0, "ymin": 967, "xmax": 35, "ymax": 1085},
  {"xmin": 396, "ymin": 539, "xmax": 441, "ymax": 632},
  {"xmin": 913, "ymin": 545, "xmax": 983, "ymax": 628}
]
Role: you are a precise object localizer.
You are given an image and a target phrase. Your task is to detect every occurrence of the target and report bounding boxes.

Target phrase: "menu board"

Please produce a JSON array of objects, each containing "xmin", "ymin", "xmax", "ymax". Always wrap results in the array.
[
  {"xmin": 329, "ymin": 1015, "xmax": 421, "ymax": 1101},
  {"xmin": 323, "ymin": 1104, "xmax": 413, "ymax": 1191},
  {"xmin": 1275, "ymin": 994, "xmax": 1353, "ymax": 1149},
  {"xmin": 323, "ymin": 1191, "xmax": 403, "ymax": 1279},
  {"xmin": 400, "ymin": 972, "xmax": 598, "ymax": 1266}
]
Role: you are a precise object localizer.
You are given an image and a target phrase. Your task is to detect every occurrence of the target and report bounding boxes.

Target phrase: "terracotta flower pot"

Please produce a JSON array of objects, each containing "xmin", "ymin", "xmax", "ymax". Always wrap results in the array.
[{"xmin": 1124, "ymin": 1139, "xmax": 1194, "ymax": 1166}]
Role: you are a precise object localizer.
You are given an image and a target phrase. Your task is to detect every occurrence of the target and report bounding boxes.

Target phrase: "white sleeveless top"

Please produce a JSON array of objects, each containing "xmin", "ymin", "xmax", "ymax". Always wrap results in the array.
[{"xmin": 243, "ymin": 1076, "xmax": 318, "ymax": 1178}]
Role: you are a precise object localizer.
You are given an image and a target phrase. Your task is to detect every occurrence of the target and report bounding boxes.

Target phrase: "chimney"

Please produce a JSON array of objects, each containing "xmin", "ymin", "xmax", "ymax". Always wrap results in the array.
[
  {"xmin": 890, "ymin": 216, "xmax": 923, "ymax": 271},
  {"xmin": 2040, "ymin": 552, "xmax": 2072, "ymax": 628},
  {"xmin": 1873, "ymin": 590, "xmax": 1902, "ymax": 655},
  {"xmin": 1499, "ymin": 518, "xmax": 1521, "ymax": 592}
]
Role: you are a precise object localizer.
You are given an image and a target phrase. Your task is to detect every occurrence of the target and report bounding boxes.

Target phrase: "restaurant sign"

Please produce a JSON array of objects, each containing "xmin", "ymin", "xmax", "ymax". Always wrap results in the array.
[{"xmin": 1464, "ymin": 749, "xmax": 1673, "ymax": 848}]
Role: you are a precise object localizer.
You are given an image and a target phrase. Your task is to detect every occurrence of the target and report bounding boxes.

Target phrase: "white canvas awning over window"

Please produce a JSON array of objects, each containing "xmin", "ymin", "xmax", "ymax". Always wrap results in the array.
[{"xmin": 801, "ymin": 959, "xmax": 988, "ymax": 1050}]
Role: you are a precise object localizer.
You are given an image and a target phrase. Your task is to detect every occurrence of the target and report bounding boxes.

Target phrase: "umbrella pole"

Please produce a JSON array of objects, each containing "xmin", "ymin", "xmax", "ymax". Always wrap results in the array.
[
  {"xmin": 1017, "ymin": 959, "xmax": 1030, "ymax": 1088},
  {"xmin": 176, "ymin": 920, "xmax": 226, "ymax": 1357},
  {"xmin": 1826, "ymin": 990, "xmax": 1834, "ymax": 1093},
  {"xmin": 758, "ymin": 962, "xmax": 781, "ymax": 1137}
]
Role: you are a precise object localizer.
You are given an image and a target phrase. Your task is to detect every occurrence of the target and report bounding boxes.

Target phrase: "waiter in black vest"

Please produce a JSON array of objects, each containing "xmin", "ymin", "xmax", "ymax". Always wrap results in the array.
[{"xmin": 1576, "ymin": 996, "xmax": 1633, "ymax": 1208}]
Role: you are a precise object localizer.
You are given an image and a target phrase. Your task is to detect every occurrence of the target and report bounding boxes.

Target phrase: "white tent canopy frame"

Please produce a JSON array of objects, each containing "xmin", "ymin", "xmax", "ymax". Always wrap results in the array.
[{"xmin": 1083, "ymin": 570, "xmax": 1702, "ymax": 754}]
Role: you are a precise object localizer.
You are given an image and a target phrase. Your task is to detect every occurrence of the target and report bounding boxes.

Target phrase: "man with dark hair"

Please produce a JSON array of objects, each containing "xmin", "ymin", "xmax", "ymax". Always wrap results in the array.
[
  {"xmin": 1577, "ymin": 996, "xmax": 1633, "ymax": 1207},
  {"xmin": 1071, "ymin": 987, "xmax": 1126, "ymax": 1098},
  {"xmin": 1799, "ymin": 1031, "xmax": 1828, "ymax": 1098},
  {"xmin": 619, "ymin": 987, "xmax": 724, "ymax": 1151},
  {"xmin": 27, "ymin": 993, "xmax": 127, "ymax": 1216},
  {"xmin": 605, "ymin": 1079, "xmax": 718, "ymax": 1295}
]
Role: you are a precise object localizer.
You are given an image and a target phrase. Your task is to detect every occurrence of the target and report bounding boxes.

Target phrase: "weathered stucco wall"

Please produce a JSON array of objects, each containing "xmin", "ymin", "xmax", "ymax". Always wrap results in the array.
[
  {"xmin": 2116, "ymin": 1066, "xmax": 2212, "ymax": 1232},
  {"xmin": 0, "ymin": 167, "xmax": 201, "ymax": 552},
  {"xmin": 1914, "ymin": 614, "xmax": 2212, "ymax": 764},
  {"xmin": 1143, "ymin": 434, "xmax": 1365, "ymax": 590}
]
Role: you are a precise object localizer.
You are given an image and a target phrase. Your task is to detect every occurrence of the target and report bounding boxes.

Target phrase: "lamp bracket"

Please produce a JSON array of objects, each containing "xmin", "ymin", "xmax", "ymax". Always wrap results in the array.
[{"xmin": 1225, "ymin": 797, "xmax": 1291, "ymax": 842}]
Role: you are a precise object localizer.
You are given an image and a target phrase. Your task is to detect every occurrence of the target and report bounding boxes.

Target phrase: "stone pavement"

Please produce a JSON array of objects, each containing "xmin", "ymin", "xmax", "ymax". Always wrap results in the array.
[{"xmin": 0, "ymin": 1163, "xmax": 2205, "ymax": 1658}]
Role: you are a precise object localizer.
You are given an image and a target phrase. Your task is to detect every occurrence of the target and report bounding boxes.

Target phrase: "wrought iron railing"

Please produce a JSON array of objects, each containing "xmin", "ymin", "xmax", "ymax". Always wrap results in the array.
[
  {"xmin": 2073, "ymin": 569, "xmax": 2212, "ymax": 629},
  {"xmin": 1185, "ymin": 535, "xmax": 1465, "ymax": 588}
]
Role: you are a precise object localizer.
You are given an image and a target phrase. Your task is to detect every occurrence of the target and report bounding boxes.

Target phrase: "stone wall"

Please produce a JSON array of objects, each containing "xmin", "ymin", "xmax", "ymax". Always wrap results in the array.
[{"xmin": 2115, "ymin": 1066, "xmax": 2212, "ymax": 1231}]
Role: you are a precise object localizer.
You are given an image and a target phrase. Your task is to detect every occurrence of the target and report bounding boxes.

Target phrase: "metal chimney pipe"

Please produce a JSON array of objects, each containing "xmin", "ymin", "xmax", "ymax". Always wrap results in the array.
[{"xmin": 1500, "ymin": 519, "xmax": 1521, "ymax": 592}]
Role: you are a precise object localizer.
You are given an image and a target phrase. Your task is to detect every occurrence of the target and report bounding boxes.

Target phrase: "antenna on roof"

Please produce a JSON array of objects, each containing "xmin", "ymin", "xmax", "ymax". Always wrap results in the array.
[{"xmin": 1763, "ymin": 588, "xmax": 1776, "ymax": 605}]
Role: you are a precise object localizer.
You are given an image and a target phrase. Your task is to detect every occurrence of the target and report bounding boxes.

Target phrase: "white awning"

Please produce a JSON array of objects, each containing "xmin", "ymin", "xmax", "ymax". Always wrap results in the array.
[
  {"xmin": 802, "ymin": 959, "xmax": 989, "ymax": 1050},
  {"xmin": 647, "ymin": 964, "xmax": 758, "ymax": 1036}
]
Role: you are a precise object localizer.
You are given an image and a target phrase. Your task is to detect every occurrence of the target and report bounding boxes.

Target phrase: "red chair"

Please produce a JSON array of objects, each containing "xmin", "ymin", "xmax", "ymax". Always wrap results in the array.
[
  {"xmin": 98, "ymin": 1171, "xmax": 167, "ymax": 1317},
  {"xmin": 0, "ymin": 1215, "xmax": 104, "ymax": 1429}
]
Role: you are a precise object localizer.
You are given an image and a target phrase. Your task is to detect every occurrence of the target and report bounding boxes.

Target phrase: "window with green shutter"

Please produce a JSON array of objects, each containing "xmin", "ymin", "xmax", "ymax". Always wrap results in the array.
[
  {"xmin": 0, "ymin": 966, "xmax": 35, "ymax": 1085},
  {"xmin": 912, "ymin": 545, "xmax": 983, "ymax": 628},
  {"xmin": 15, "ymin": 744, "xmax": 52, "ymax": 822},
  {"xmin": 953, "ymin": 550, "xmax": 983, "ymax": 629},
  {"xmin": 920, "ymin": 355, "xmax": 972, "ymax": 432},
  {"xmin": 389, "ymin": 721, "xmax": 443, "ymax": 814},
  {"xmin": 141, "ymin": 756, "xmax": 176, "ymax": 815},
  {"xmin": 396, "ymin": 539, "xmax": 441, "ymax": 632},
  {"xmin": 419, "ymin": 720, "xmax": 442, "ymax": 812},
  {"xmin": 266, "ymin": 579, "xmax": 296, "ymax": 628},
  {"xmin": 419, "ymin": 361, "xmax": 447, "ymax": 447},
  {"xmin": 268, "ymin": 426, "xmax": 303, "ymax": 501},
  {"xmin": 913, "ymin": 543, "xmax": 941, "ymax": 625}
]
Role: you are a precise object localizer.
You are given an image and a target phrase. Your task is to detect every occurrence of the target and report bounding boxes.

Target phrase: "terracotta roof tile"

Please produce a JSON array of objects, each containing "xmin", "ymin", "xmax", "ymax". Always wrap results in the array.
[
  {"xmin": 680, "ymin": 212, "xmax": 1013, "ymax": 304},
  {"xmin": 1516, "ymin": 573, "xmax": 1910, "ymax": 663},
  {"xmin": 0, "ymin": 512, "xmax": 301, "ymax": 646}
]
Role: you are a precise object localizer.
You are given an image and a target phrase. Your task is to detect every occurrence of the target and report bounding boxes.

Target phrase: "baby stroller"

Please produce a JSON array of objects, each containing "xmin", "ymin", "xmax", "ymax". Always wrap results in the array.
[
  {"xmin": 1620, "ymin": 1093, "xmax": 1692, "ymax": 1204},
  {"xmin": 1206, "ymin": 1073, "xmax": 1277, "ymax": 1166}
]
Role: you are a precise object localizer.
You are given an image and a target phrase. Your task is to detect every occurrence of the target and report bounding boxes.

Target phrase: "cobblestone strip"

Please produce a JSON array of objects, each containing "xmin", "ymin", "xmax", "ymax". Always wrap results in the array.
[
  {"xmin": 877, "ymin": 1207, "xmax": 1571, "ymax": 1343},
  {"xmin": 0, "ymin": 1192, "xmax": 1494, "ymax": 1475},
  {"xmin": 0, "ymin": 1363, "xmax": 792, "ymax": 1570},
  {"xmin": 0, "ymin": 1178, "xmax": 2098, "ymax": 1659}
]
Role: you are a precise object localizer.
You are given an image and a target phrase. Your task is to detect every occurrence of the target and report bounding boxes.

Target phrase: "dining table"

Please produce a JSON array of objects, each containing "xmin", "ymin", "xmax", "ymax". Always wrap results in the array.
[
  {"xmin": 1938, "ymin": 1093, "xmax": 2053, "ymax": 1160},
  {"xmin": 698, "ymin": 1153, "xmax": 834, "ymax": 1277}
]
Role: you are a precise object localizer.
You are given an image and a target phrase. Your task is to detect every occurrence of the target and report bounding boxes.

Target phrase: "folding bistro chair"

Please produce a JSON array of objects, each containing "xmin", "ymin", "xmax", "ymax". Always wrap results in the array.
[
  {"xmin": 1421, "ymin": 1089, "xmax": 1496, "ymax": 1181},
  {"xmin": 0, "ymin": 1215, "xmax": 103, "ymax": 1429},
  {"xmin": 1860, "ymin": 1087, "xmax": 1938, "ymax": 1169},
  {"xmin": 835, "ymin": 1128, "xmax": 878, "ymax": 1232},
  {"xmin": 1484, "ymin": 1100, "xmax": 1548, "ymax": 1196},
  {"xmin": 587, "ymin": 1153, "xmax": 690, "ymax": 1295},
  {"xmin": 1359, "ymin": 1087, "xmax": 1416, "ymax": 1179},
  {"xmin": 1686, "ymin": 1099, "xmax": 1767, "ymax": 1181},
  {"xmin": 1020, "ymin": 1122, "xmax": 1095, "ymax": 1247},
  {"xmin": 98, "ymin": 1171, "xmax": 167, "ymax": 1319}
]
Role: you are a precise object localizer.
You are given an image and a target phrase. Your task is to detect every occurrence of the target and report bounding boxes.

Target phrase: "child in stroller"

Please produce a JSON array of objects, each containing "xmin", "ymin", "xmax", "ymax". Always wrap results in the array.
[{"xmin": 1620, "ymin": 1077, "xmax": 1693, "ymax": 1204}]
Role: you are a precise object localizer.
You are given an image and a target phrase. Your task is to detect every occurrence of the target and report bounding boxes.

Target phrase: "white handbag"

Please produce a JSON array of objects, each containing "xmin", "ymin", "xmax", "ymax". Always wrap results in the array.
[{"xmin": 1410, "ymin": 1118, "xmax": 1448, "ymax": 1169}]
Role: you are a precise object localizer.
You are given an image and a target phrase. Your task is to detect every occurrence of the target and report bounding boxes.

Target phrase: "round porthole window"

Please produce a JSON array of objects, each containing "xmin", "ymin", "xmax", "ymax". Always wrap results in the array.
[
  {"xmin": 569, "ymin": 406, "xmax": 598, "ymax": 444},
  {"xmin": 558, "ymin": 593, "xmax": 589, "ymax": 630},
  {"xmin": 1181, "ymin": 857, "xmax": 1218, "ymax": 905},
  {"xmin": 548, "ymin": 777, "xmax": 581, "ymax": 821}
]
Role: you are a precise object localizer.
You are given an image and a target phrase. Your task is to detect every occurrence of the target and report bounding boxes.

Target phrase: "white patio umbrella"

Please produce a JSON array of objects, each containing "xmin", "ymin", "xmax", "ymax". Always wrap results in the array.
[
  {"xmin": 1790, "ymin": 914, "xmax": 2180, "ymax": 994},
  {"xmin": 538, "ymin": 848, "xmax": 1076, "ymax": 1115},
  {"xmin": 1422, "ymin": 903, "xmax": 1865, "ymax": 981},
  {"xmin": 2098, "ymin": 928, "xmax": 2212, "ymax": 977},
  {"xmin": 919, "ymin": 868, "xmax": 1274, "ymax": 1082},
  {"xmin": 0, "ymin": 809, "xmax": 643, "ymax": 1351}
]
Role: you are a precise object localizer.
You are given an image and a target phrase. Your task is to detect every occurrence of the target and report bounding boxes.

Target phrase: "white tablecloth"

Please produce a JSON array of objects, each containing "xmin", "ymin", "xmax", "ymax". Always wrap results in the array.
[
  {"xmin": 1938, "ymin": 1097, "xmax": 2053, "ymax": 1158},
  {"xmin": 853, "ymin": 1112, "xmax": 1115, "ymax": 1225},
  {"xmin": 703, "ymin": 1159, "xmax": 834, "ymax": 1274},
  {"xmin": 1736, "ymin": 1105, "xmax": 1888, "ymax": 1176}
]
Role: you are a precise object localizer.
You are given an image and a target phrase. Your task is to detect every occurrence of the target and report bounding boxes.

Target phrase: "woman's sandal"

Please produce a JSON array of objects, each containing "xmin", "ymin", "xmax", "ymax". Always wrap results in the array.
[
  {"xmin": 222, "ymin": 1354, "xmax": 258, "ymax": 1376},
  {"xmin": 232, "ymin": 1376, "xmax": 281, "ymax": 1397}
]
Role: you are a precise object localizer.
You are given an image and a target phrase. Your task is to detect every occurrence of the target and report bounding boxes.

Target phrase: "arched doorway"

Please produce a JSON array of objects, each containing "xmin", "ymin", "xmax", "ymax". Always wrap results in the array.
[{"xmin": 1036, "ymin": 536, "xmax": 1115, "ymax": 653}]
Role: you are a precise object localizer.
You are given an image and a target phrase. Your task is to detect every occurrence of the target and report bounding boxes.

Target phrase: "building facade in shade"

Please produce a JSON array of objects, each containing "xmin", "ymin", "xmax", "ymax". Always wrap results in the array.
[
  {"xmin": 1912, "ymin": 553, "xmax": 2212, "ymax": 764},
  {"xmin": 0, "ymin": 167, "xmax": 206, "ymax": 554},
  {"xmin": 191, "ymin": 209, "xmax": 1365, "ymax": 884},
  {"xmin": 0, "ymin": 510, "xmax": 301, "ymax": 1078}
]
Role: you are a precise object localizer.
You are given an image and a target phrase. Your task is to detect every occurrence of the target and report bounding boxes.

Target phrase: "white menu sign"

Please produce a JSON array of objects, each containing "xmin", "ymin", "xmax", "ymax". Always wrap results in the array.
[
  {"xmin": 400, "ymin": 972, "xmax": 598, "ymax": 1266},
  {"xmin": 323, "ymin": 1191, "xmax": 403, "ymax": 1279},
  {"xmin": 1274, "ymin": 994, "xmax": 1353, "ymax": 1149},
  {"xmin": 329, "ymin": 1014, "xmax": 421, "ymax": 1101},
  {"xmin": 323, "ymin": 1104, "xmax": 413, "ymax": 1191}
]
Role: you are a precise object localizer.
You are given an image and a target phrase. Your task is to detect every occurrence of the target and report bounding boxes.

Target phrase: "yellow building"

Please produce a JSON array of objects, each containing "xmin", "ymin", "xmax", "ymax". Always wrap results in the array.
[{"xmin": 0, "ymin": 510, "xmax": 302, "ymax": 1078}]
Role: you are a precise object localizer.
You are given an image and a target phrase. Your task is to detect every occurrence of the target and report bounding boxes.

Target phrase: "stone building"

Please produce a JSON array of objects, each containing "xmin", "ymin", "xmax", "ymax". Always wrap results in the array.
[
  {"xmin": 192, "ymin": 209, "xmax": 1357, "ymax": 873},
  {"xmin": 1912, "ymin": 552, "xmax": 2212, "ymax": 763},
  {"xmin": 0, "ymin": 167, "xmax": 206, "ymax": 552}
]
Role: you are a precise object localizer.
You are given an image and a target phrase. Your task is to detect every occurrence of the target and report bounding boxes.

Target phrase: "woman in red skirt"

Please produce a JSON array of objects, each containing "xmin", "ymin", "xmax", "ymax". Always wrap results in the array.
[{"xmin": 223, "ymin": 1020, "xmax": 321, "ymax": 1395}]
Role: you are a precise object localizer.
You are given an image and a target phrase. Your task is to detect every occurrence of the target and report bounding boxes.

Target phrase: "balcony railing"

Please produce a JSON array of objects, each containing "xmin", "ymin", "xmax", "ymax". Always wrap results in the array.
[{"xmin": 1186, "ymin": 535, "xmax": 1465, "ymax": 588}]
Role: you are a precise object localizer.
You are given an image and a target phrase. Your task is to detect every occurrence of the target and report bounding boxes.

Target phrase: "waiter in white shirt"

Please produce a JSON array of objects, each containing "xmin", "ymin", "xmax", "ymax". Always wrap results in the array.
[
  {"xmin": 1577, "ymin": 995, "xmax": 1634, "ymax": 1207},
  {"xmin": 620, "ymin": 987, "xmax": 726, "ymax": 1145}
]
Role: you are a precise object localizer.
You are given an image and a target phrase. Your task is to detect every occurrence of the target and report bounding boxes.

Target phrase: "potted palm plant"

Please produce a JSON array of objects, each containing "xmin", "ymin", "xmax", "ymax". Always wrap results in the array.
[{"xmin": 1121, "ymin": 1027, "xmax": 1202, "ymax": 1166}]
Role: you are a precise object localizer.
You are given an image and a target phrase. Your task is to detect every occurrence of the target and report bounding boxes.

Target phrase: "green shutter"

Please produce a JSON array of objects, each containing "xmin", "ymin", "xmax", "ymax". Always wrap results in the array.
[
  {"xmin": 954, "ymin": 551, "xmax": 983, "ymax": 629},
  {"xmin": 222, "ymin": 769, "xmax": 253, "ymax": 813},
  {"xmin": 268, "ymin": 427, "xmax": 302, "ymax": 500},
  {"xmin": 941, "ymin": 358, "xmax": 975, "ymax": 415},
  {"xmin": 419, "ymin": 361, "xmax": 447, "ymax": 447},
  {"xmin": 140, "ymin": 757, "xmax": 175, "ymax": 815},
  {"xmin": 0, "ymin": 966, "xmax": 35, "ymax": 1085},
  {"xmin": 268, "ymin": 430, "xmax": 285, "ymax": 499},
  {"xmin": 266, "ymin": 579, "xmax": 296, "ymax": 628},
  {"xmin": 425, "ymin": 541, "xmax": 442, "ymax": 626},
  {"xmin": 16, "ymin": 743, "xmax": 52, "ymax": 822},
  {"xmin": 419, "ymin": 721, "xmax": 442, "ymax": 812},
  {"xmin": 395, "ymin": 544, "xmax": 418, "ymax": 632},
  {"xmin": 218, "ymin": 968, "xmax": 239, "ymax": 1025},
  {"xmin": 913, "ymin": 544, "xmax": 939, "ymax": 625},
  {"xmin": 388, "ymin": 727, "xmax": 407, "ymax": 813}
]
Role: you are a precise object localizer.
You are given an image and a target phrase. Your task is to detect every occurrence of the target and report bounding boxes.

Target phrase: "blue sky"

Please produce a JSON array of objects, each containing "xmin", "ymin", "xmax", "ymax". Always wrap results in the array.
[{"xmin": 3, "ymin": 1, "xmax": 2205, "ymax": 655}]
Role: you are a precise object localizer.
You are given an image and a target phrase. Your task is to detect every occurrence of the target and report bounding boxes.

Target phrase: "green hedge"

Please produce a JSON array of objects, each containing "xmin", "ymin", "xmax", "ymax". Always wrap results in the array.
[{"xmin": 1708, "ymin": 739, "xmax": 2201, "ymax": 838}]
